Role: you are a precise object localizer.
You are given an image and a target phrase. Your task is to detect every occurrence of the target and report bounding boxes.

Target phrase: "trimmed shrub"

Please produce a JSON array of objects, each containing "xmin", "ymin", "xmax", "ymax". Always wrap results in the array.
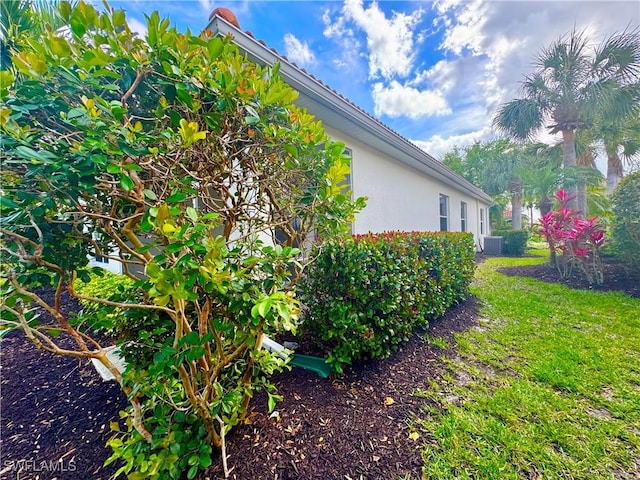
[
  {"xmin": 611, "ymin": 172, "xmax": 640, "ymax": 270},
  {"xmin": 299, "ymin": 232, "xmax": 475, "ymax": 373},
  {"xmin": 493, "ymin": 229, "xmax": 529, "ymax": 256}
]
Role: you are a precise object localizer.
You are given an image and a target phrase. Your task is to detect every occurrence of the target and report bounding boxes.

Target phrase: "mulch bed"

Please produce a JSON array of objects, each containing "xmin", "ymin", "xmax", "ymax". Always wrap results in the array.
[
  {"xmin": 1, "ymin": 255, "xmax": 636, "ymax": 479},
  {"xmin": 496, "ymin": 256, "xmax": 640, "ymax": 298}
]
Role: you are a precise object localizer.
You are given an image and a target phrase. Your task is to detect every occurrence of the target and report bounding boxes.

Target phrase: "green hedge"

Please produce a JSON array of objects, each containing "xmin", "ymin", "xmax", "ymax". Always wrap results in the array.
[
  {"xmin": 299, "ymin": 231, "xmax": 475, "ymax": 373},
  {"xmin": 612, "ymin": 171, "xmax": 640, "ymax": 270},
  {"xmin": 493, "ymin": 229, "xmax": 529, "ymax": 256}
]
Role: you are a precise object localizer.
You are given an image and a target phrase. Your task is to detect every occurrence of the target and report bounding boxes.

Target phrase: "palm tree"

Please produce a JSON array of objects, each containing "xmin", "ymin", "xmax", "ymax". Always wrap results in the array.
[
  {"xmin": 519, "ymin": 143, "xmax": 563, "ymax": 217},
  {"xmin": 481, "ymin": 143, "xmax": 529, "ymax": 230},
  {"xmin": 593, "ymin": 102, "xmax": 640, "ymax": 194},
  {"xmin": 494, "ymin": 28, "xmax": 640, "ymax": 215},
  {"xmin": 1, "ymin": 0, "xmax": 71, "ymax": 67}
]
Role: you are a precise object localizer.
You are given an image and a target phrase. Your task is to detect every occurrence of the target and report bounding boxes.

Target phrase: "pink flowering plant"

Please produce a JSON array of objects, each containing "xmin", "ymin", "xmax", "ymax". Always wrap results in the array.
[{"xmin": 540, "ymin": 190, "xmax": 606, "ymax": 285}]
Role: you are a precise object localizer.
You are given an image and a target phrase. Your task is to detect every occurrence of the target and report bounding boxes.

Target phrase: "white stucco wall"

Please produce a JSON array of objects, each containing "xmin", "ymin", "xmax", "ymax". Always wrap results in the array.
[{"xmin": 324, "ymin": 126, "xmax": 491, "ymax": 249}]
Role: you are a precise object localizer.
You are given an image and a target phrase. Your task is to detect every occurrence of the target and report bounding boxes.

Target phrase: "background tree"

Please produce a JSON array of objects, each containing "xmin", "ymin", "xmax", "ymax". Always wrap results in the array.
[
  {"xmin": 444, "ymin": 139, "xmax": 532, "ymax": 230},
  {"xmin": 593, "ymin": 100, "xmax": 640, "ymax": 194},
  {"xmin": 493, "ymin": 28, "xmax": 640, "ymax": 215},
  {"xmin": 519, "ymin": 143, "xmax": 563, "ymax": 218},
  {"xmin": 0, "ymin": 2, "xmax": 364, "ymax": 477}
]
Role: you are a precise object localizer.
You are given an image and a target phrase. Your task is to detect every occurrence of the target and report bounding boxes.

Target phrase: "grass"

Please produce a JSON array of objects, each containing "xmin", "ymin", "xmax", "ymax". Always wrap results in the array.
[{"xmin": 415, "ymin": 250, "xmax": 640, "ymax": 480}]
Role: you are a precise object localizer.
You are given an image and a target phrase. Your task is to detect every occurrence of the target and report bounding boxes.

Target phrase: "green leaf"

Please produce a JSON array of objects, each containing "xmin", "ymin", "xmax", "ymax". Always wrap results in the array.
[
  {"xmin": 187, "ymin": 465, "xmax": 198, "ymax": 480},
  {"xmin": 119, "ymin": 174, "xmax": 134, "ymax": 192},
  {"xmin": 14, "ymin": 146, "xmax": 57, "ymax": 163},
  {"xmin": 207, "ymin": 38, "xmax": 224, "ymax": 60},
  {"xmin": 113, "ymin": 9, "xmax": 126, "ymax": 27},
  {"xmin": 59, "ymin": 1, "xmax": 72, "ymax": 20},
  {"xmin": 258, "ymin": 298, "xmax": 272, "ymax": 318},
  {"xmin": 199, "ymin": 451, "xmax": 212, "ymax": 469},
  {"xmin": 66, "ymin": 107, "xmax": 86, "ymax": 120},
  {"xmin": 186, "ymin": 206, "xmax": 198, "ymax": 222},
  {"xmin": 70, "ymin": 10, "xmax": 87, "ymax": 37},
  {"xmin": 143, "ymin": 189, "xmax": 157, "ymax": 201},
  {"xmin": 0, "ymin": 196, "xmax": 18, "ymax": 209},
  {"xmin": 50, "ymin": 37, "xmax": 71, "ymax": 58},
  {"xmin": 166, "ymin": 191, "xmax": 187, "ymax": 204},
  {"xmin": 267, "ymin": 393, "xmax": 277, "ymax": 412},
  {"xmin": 106, "ymin": 164, "xmax": 121, "ymax": 174}
]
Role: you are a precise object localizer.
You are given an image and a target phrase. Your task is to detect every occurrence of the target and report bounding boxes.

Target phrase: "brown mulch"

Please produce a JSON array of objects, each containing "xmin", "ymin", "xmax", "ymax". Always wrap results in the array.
[
  {"xmin": 1, "ymin": 255, "xmax": 637, "ymax": 480},
  {"xmin": 496, "ymin": 256, "xmax": 640, "ymax": 298}
]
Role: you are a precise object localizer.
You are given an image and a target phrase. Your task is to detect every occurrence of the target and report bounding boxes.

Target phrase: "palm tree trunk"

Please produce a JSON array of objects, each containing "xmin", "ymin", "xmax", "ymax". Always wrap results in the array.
[
  {"xmin": 577, "ymin": 183, "xmax": 587, "ymax": 216},
  {"xmin": 561, "ymin": 129, "xmax": 579, "ymax": 212},
  {"xmin": 511, "ymin": 179, "xmax": 523, "ymax": 230},
  {"xmin": 606, "ymin": 150, "xmax": 623, "ymax": 195},
  {"xmin": 539, "ymin": 196, "xmax": 553, "ymax": 217}
]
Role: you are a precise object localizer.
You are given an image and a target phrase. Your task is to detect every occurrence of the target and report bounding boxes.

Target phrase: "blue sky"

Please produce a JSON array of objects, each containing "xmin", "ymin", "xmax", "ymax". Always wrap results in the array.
[{"xmin": 109, "ymin": 1, "xmax": 639, "ymax": 163}]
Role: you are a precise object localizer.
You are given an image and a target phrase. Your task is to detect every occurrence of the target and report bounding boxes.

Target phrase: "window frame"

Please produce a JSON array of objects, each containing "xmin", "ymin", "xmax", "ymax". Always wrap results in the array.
[
  {"xmin": 460, "ymin": 201, "xmax": 467, "ymax": 232},
  {"xmin": 439, "ymin": 194, "xmax": 449, "ymax": 232}
]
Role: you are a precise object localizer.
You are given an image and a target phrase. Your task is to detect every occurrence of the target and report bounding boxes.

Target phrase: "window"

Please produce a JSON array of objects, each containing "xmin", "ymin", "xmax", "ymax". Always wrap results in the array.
[
  {"xmin": 439, "ymin": 194, "xmax": 449, "ymax": 231},
  {"xmin": 480, "ymin": 208, "xmax": 485, "ymax": 235},
  {"xmin": 95, "ymin": 255, "xmax": 109, "ymax": 264},
  {"xmin": 460, "ymin": 202, "xmax": 467, "ymax": 232}
]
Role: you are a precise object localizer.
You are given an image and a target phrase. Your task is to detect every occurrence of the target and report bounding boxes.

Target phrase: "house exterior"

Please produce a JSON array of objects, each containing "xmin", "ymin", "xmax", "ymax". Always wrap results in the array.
[
  {"xmin": 205, "ymin": 12, "xmax": 493, "ymax": 249},
  {"xmin": 88, "ymin": 12, "xmax": 493, "ymax": 272}
]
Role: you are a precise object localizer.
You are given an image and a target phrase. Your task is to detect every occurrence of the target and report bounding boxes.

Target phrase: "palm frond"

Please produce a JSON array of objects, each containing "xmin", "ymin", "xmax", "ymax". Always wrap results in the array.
[
  {"xmin": 537, "ymin": 28, "xmax": 592, "ymax": 90},
  {"xmin": 562, "ymin": 165, "xmax": 604, "ymax": 188},
  {"xmin": 594, "ymin": 26, "xmax": 640, "ymax": 83},
  {"xmin": 0, "ymin": 0, "xmax": 31, "ymax": 40},
  {"xmin": 493, "ymin": 98, "xmax": 545, "ymax": 141}
]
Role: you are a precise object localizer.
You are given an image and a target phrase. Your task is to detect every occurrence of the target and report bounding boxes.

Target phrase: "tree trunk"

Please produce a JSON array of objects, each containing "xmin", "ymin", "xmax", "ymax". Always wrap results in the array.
[
  {"xmin": 511, "ymin": 179, "xmax": 523, "ymax": 230},
  {"xmin": 561, "ymin": 129, "xmax": 579, "ymax": 212},
  {"xmin": 577, "ymin": 183, "xmax": 587, "ymax": 217},
  {"xmin": 606, "ymin": 150, "xmax": 623, "ymax": 195},
  {"xmin": 539, "ymin": 196, "xmax": 553, "ymax": 217}
]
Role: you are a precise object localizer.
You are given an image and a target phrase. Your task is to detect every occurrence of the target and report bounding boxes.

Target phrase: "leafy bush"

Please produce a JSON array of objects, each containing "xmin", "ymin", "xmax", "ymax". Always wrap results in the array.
[
  {"xmin": 611, "ymin": 171, "xmax": 640, "ymax": 270},
  {"xmin": 74, "ymin": 271, "xmax": 173, "ymax": 367},
  {"xmin": 74, "ymin": 270, "xmax": 135, "ymax": 317},
  {"xmin": 540, "ymin": 190, "xmax": 606, "ymax": 285},
  {"xmin": 0, "ymin": 3, "xmax": 364, "ymax": 478},
  {"xmin": 299, "ymin": 232, "xmax": 475, "ymax": 373},
  {"xmin": 493, "ymin": 229, "xmax": 529, "ymax": 256}
]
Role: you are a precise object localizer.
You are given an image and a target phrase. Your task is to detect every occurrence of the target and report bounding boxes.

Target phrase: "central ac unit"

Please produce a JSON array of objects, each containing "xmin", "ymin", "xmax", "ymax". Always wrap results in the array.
[{"xmin": 484, "ymin": 236, "xmax": 503, "ymax": 255}]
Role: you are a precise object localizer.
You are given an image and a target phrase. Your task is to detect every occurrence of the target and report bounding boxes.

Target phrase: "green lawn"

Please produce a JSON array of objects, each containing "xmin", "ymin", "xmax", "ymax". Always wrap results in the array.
[{"xmin": 415, "ymin": 251, "xmax": 640, "ymax": 480}]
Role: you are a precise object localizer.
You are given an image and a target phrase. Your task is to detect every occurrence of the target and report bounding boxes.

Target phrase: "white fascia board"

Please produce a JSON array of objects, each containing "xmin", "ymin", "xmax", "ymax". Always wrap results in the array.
[{"xmin": 206, "ymin": 17, "xmax": 494, "ymax": 205}]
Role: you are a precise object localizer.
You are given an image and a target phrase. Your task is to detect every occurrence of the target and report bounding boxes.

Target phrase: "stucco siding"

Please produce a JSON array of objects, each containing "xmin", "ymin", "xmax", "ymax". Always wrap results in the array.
[{"xmin": 324, "ymin": 126, "xmax": 490, "ymax": 247}]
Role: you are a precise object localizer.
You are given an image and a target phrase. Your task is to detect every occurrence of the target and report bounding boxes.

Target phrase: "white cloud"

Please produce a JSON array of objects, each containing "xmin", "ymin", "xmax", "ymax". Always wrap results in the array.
[
  {"xmin": 322, "ymin": 7, "xmax": 363, "ymax": 74},
  {"xmin": 322, "ymin": 8, "xmax": 349, "ymax": 38},
  {"xmin": 372, "ymin": 81, "xmax": 451, "ymax": 118},
  {"xmin": 436, "ymin": 0, "xmax": 487, "ymax": 56},
  {"xmin": 411, "ymin": 127, "xmax": 493, "ymax": 160},
  {"xmin": 198, "ymin": 0, "xmax": 214, "ymax": 16},
  {"xmin": 283, "ymin": 33, "xmax": 316, "ymax": 67},
  {"xmin": 128, "ymin": 17, "xmax": 147, "ymax": 39},
  {"xmin": 410, "ymin": 0, "xmax": 640, "ymax": 157},
  {"xmin": 328, "ymin": 0, "xmax": 424, "ymax": 80}
]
